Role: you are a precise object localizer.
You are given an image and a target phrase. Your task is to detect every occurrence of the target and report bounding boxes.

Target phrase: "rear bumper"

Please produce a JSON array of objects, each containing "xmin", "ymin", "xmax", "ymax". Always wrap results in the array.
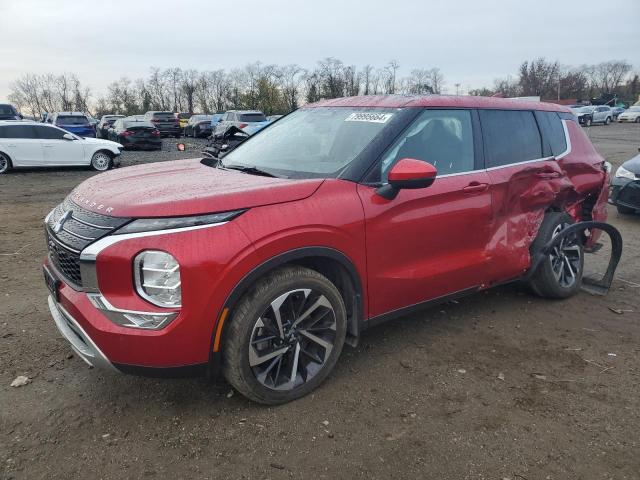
[{"xmin": 610, "ymin": 177, "xmax": 640, "ymax": 210}]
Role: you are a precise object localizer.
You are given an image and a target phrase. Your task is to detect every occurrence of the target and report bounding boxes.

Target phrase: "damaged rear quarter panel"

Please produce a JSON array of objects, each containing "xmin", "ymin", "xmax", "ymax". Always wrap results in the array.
[{"xmin": 485, "ymin": 120, "xmax": 607, "ymax": 283}]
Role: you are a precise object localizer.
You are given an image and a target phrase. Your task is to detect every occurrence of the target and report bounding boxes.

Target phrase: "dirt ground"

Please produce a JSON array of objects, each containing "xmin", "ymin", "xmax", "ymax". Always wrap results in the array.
[{"xmin": 1, "ymin": 126, "xmax": 639, "ymax": 480}]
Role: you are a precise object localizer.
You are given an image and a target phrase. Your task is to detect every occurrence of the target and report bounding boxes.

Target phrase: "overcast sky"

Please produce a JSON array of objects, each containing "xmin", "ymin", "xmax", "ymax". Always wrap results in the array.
[{"xmin": 1, "ymin": 0, "xmax": 639, "ymax": 102}]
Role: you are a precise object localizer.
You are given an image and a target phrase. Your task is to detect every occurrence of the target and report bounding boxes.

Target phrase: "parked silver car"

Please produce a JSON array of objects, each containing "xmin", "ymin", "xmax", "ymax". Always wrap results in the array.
[
  {"xmin": 213, "ymin": 110, "xmax": 270, "ymax": 136},
  {"xmin": 574, "ymin": 105, "xmax": 613, "ymax": 126}
]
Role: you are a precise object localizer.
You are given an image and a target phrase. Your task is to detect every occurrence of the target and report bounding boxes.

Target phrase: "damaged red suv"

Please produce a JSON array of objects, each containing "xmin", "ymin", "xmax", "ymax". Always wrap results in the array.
[{"xmin": 44, "ymin": 95, "xmax": 611, "ymax": 404}]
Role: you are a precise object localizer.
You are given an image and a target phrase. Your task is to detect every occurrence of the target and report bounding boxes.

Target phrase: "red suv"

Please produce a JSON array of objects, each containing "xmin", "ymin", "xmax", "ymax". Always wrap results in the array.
[{"xmin": 44, "ymin": 95, "xmax": 611, "ymax": 404}]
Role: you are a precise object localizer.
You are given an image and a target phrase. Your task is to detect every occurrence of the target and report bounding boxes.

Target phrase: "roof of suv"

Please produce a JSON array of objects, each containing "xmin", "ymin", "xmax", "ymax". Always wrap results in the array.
[{"xmin": 309, "ymin": 95, "xmax": 571, "ymax": 113}]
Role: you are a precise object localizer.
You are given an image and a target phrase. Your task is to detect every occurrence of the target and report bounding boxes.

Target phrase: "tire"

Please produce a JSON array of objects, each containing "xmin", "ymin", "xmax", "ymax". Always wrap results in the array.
[
  {"xmin": 617, "ymin": 205, "xmax": 636, "ymax": 214},
  {"xmin": 528, "ymin": 212, "xmax": 584, "ymax": 299},
  {"xmin": 605, "ymin": 117, "xmax": 611, "ymax": 125},
  {"xmin": 635, "ymin": 117, "xmax": 640, "ymax": 124},
  {"xmin": 222, "ymin": 266, "xmax": 347, "ymax": 405},
  {"xmin": 90, "ymin": 151, "xmax": 113, "ymax": 171},
  {"xmin": 0, "ymin": 152, "xmax": 12, "ymax": 174}
]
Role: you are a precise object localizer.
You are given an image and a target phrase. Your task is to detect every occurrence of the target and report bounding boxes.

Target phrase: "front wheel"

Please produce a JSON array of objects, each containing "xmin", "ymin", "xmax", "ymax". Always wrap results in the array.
[
  {"xmin": 635, "ymin": 117, "xmax": 640, "ymax": 124},
  {"xmin": 528, "ymin": 212, "xmax": 584, "ymax": 299},
  {"xmin": 90, "ymin": 151, "xmax": 112, "ymax": 171},
  {"xmin": 605, "ymin": 117, "xmax": 611, "ymax": 125},
  {"xmin": 222, "ymin": 266, "xmax": 347, "ymax": 405}
]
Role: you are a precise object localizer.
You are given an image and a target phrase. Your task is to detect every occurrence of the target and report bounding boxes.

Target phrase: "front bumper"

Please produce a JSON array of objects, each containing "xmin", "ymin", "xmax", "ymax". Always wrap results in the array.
[
  {"xmin": 48, "ymin": 295, "xmax": 116, "ymax": 371},
  {"xmin": 609, "ymin": 177, "xmax": 640, "ymax": 210}
]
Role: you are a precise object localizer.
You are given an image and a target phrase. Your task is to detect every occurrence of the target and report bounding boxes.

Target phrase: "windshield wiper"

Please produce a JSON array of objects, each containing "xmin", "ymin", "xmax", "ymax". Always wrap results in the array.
[{"xmin": 222, "ymin": 164, "xmax": 278, "ymax": 178}]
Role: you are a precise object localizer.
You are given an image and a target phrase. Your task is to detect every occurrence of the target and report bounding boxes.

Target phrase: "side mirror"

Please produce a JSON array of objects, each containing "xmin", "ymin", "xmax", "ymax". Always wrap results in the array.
[
  {"xmin": 376, "ymin": 158, "xmax": 437, "ymax": 200},
  {"xmin": 63, "ymin": 133, "xmax": 75, "ymax": 141}
]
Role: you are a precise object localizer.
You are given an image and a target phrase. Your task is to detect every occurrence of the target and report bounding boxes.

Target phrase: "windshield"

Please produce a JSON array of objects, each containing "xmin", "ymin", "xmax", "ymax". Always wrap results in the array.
[
  {"xmin": 221, "ymin": 107, "xmax": 399, "ymax": 178},
  {"xmin": 628, "ymin": 106, "xmax": 640, "ymax": 112},
  {"xmin": 578, "ymin": 107, "xmax": 595, "ymax": 113},
  {"xmin": 56, "ymin": 115, "xmax": 89, "ymax": 125},
  {"xmin": 0, "ymin": 105, "xmax": 17, "ymax": 116}
]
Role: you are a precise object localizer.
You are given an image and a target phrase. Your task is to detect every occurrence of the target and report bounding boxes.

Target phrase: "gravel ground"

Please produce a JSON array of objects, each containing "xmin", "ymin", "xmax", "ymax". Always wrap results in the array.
[{"xmin": 1, "ymin": 125, "xmax": 639, "ymax": 480}]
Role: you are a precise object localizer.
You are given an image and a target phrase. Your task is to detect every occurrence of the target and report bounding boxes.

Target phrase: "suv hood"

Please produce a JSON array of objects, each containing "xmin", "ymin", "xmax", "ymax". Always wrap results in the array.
[{"xmin": 69, "ymin": 158, "xmax": 324, "ymax": 217}]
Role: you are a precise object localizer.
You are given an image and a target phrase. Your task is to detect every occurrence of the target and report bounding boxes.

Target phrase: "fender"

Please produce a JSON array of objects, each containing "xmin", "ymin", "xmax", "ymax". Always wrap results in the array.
[
  {"xmin": 524, "ymin": 221, "xmax": 623, "ymax": 295},
  {"xmin": 207, "ymin": 246, "xmax": 364, "ymax": 377}
]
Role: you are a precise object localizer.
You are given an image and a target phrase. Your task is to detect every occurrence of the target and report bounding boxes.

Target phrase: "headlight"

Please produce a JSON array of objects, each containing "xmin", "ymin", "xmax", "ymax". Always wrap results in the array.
[
  {"xmin": 134, "ymin": 250, "xmax": 181, "ymax": 307},
  {"xmin": 116, "ymin": 210, "xmax": 245, "ymax": 235},
  {"xmin": 615, "ymin": 166, "xmax": 636, "ymax": 180}
]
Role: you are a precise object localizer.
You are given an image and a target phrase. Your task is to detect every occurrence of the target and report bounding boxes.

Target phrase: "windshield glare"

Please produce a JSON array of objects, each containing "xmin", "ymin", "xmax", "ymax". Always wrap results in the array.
[{"xmin": 221, "ymin": 107, "xmax": 399, "ymax": 178}]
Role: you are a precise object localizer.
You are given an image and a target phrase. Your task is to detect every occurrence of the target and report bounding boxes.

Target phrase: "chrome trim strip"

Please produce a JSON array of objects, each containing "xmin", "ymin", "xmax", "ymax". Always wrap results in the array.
[
  {"xmin": 71, "ymin": 214, "xmax": 114, "ymax": 230},
  {"xmin": 555, "ymin": 120, "xmax": 572, "ymax": 160},
  {"xmin": 45, "ymin": 227, "xmax": 81, "ymax": 254},
  {"xmin": 62, "ymin": 226, "xmax": 94, "ymax": 241},
  {"xmin": 80, "ymin": 221, "xmax": 228, "ymax": 262},
  {"xmin": 485, "ymin": 155, "xmax": 555, "ymax": 172},
  {"xmin": 48, "ymin": 295, "xmax": 117, "ymax": 372},
  {"xmin": 86, "ymin": 293, "xmax": 176, "ymax": 317}
]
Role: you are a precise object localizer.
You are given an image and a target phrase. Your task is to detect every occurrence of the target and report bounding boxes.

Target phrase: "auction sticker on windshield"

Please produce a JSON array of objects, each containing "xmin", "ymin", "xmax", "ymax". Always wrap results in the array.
[{"xmin": 344, "ymin": 112, "xmax": 394, "ymax": 123}]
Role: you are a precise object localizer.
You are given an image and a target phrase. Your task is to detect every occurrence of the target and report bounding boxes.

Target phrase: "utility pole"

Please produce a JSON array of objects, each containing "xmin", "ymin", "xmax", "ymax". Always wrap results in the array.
[{"xmin": 455, "ymin": 83, "xmax": 460, "ymax": 96}]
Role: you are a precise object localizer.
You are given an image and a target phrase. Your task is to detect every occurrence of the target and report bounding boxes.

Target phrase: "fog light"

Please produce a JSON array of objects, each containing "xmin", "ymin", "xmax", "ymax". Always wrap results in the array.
[{"xmin": 134, "ymin": 250, "xmax": 182, "ymax": 307}]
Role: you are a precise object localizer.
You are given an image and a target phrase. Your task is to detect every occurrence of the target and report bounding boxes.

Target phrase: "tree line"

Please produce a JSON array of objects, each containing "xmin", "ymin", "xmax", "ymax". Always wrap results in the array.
[
  {"xmin": 469, "ymin": 59, "xmax": 638, "ymax": 102},
  {"xmin": 8, "ymin": 57, "xmax": 638, "ymax": 119}
]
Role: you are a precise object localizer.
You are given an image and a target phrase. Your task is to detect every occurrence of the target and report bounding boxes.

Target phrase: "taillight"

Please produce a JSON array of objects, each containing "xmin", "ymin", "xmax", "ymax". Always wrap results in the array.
[
  {"xmin": 238, "ymin": 123, "xmax": 248, "ymax": 129},
  {"xmin": 152, "ymin": 130, "xmax": 161, "ymax": 136},
  {"xmin": 121, "ymin": 130, "xmax": 134, "ymax": 137}
]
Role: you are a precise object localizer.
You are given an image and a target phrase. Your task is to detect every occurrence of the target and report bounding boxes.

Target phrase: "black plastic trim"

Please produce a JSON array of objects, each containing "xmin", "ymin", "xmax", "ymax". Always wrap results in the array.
[
  {"xmin": 363, "ymin": 286, "xmax": 480, "ymax": 331},
  {"xmin": 113, "ymin": 362, "xmax": 208, "ymax": 378}
]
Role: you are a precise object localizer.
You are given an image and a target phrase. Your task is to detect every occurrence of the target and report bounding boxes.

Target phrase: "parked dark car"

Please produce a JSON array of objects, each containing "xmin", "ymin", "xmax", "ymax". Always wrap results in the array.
[
  {"xmin": 143, "ymin": 111, "xmax": 181, "ymax": 137},
  {"xmin": 108, "ymin": 117, "xmax": 162, "ymax": 150},
  {"xmin": 184, "ymin": 115, "xmax": 214, "ymax": 138},
  {"xmin": 97, "ymin": 115, "xmax": 125, "ymax": 139},
  {"xmin": 610, "ymin": 148, "xmax": 640, "ymax": 214},
  {"xmin": 0, "ymin": 104, "xmax": 22, "ymax": 120}
]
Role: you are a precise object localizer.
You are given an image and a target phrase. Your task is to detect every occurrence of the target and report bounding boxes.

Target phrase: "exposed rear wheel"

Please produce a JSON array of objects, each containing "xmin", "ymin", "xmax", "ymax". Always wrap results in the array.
[
  {"xmin": 0, "ymin": 152, "xmax": 11, "ymax": 174},
  {"xmin": 90, "ymin": 151, "xmax": 112, "ymax": 171},
  {"xmin": 528, "ymin": 212, "xmax": 584, "ymax": 299},
  {"xmin": 222, "ymin": 266, "xmax": 347, "ymax": 404}
]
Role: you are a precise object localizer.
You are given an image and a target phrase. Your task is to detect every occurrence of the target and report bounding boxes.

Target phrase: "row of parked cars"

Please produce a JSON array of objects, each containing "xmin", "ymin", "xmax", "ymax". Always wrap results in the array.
[
  {"xmin": 569, "ymin": 104, "xmax": 640, "ymax": 126},
  {"xmin": 95, "ymin": 110, "xmax": 281, "ymax": 148}
]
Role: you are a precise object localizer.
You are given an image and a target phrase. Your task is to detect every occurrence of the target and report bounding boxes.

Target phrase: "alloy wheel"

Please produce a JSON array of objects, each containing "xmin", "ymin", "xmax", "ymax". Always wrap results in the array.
[
  {"xmin": 549, "ymin": 223, "xmax": 582, "ymax": 288},
  {"xmin": 0, "ymin": 154, "xmax": 8, "ymax": 174},
  {"xmin": 92, "ymin": 152, "xmax": 111, "ymax": 171},
  {"xmin": 249, "ymin": 288, "xmax": 337, "ymax": 391}
]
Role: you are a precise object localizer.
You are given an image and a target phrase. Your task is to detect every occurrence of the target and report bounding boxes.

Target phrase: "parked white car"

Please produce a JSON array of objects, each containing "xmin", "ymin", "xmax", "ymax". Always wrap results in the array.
[
  {"xmin": 0, "ymin": 121, "xmax": 123, "ymax": 174},
  {"xmin": 618, "ymin": 106, "xmax": 640, "ymax": 123}
]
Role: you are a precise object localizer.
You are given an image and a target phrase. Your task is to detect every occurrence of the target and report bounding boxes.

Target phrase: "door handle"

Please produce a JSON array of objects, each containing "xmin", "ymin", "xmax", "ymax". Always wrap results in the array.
[
  {"xmin": 536, "ymin": 171, "xmax": 561, "ymax": 179},
  {"xmin": 462, "ymin": 182, "xmax": 489, "ymax": 193}
]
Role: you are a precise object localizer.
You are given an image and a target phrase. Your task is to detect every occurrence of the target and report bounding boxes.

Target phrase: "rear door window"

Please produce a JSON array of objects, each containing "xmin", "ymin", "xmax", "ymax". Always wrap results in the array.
[
  {"xmin": 535, "ymin": 111, "xmax": 567, "ymax": 157},
  {"xmin": 0, "ymin": 125, "xmax": 37, "ymax": 139},
  {"xmin": 479, "ymin": 110, "xmax": 542, "ymax": 168}
]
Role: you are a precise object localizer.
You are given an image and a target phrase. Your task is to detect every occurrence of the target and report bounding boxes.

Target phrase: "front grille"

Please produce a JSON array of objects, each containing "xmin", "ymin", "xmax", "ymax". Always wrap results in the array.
[{"xmin": 45, "ymin": 198, "xmax": 130, "ymax": 289}]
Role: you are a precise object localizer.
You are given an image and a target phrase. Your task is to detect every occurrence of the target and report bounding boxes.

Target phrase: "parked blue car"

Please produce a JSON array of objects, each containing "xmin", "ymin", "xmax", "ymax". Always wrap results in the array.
[{"xmin": 50, "ymin": 112, "xmax": 96, "ymax": 138}]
